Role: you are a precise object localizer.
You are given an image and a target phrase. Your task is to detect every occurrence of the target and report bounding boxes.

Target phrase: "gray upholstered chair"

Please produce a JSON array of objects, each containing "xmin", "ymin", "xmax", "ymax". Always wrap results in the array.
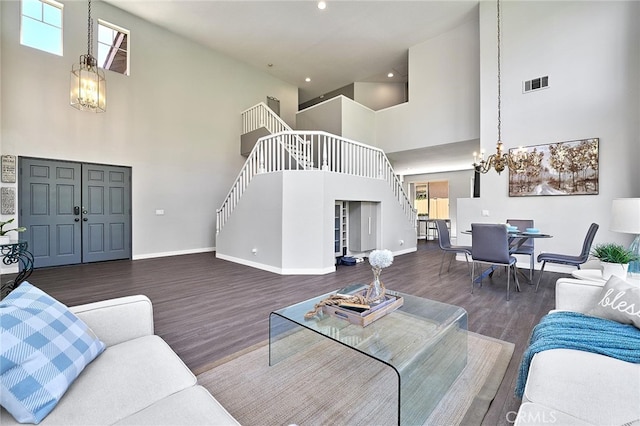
[
  {"xmin": 471, "ymin": 223, "xmax": 520, "ymax": 301},
  {"xmin": 435, "ymin": 219, "xmax": 471, "ymax": 276},
  {"xmin": 535, "ymin": 223, "xmax": 599, "ymax": 291},
  {"xmin": 507, "ymin": 219, "xmax": 535, "ymax": 281}
]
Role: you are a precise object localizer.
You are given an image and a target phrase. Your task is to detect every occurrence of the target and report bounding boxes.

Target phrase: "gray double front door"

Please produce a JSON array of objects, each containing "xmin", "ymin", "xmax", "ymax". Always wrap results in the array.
[{"xmin": 19, "ymin": 158, "xmax": 132, "ymax": 268}]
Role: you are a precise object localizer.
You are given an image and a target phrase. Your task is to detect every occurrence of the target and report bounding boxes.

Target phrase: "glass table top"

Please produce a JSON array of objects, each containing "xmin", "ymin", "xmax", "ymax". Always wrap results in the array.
[
  {"xmin": 269, "ymin": 285, "xmax": 468, "ymax": 425},
  {"xmin": 272, "ymin": 285, "xmax": 466, "ymax": 364}
]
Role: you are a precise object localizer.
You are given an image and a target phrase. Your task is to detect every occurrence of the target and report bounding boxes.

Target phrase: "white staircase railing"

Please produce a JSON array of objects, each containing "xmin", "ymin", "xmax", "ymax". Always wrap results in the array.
[
  {"xmin": 217, "ymin": 131, "xmax": 416, "ymax": 234},
  {"xmin": 242, "ymin": 102, "xmax": 290, "ymax": 135},
  {"xmin": 241, "ymin": 102, "xmax": 312, "ymax": 168}
]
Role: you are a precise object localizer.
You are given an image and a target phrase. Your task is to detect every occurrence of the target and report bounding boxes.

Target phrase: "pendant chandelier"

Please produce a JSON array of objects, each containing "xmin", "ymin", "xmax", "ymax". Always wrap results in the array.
[
  {"xmin": 70, "ymin": 0, "xmax": 106, "ymax": 113},
  {"xmin": 473, "ymin": 0, "xmax": 523, "ymax": 174}
]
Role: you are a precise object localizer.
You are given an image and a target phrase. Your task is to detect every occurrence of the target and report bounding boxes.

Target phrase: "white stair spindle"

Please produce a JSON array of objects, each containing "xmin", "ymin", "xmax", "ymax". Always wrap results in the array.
[
  {"xmin": 258, "ymin": 144, "xmax": 265, "ymax": 174},
  {"xmin": 322, "ymin": 138, "xmax": 328, "ymax": 171}
]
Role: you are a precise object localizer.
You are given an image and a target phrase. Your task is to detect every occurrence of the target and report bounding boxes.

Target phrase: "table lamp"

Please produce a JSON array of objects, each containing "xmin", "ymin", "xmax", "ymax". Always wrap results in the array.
[{"xmin": 610, "ymin": 198, "xmax": 640, "ymax": 276}]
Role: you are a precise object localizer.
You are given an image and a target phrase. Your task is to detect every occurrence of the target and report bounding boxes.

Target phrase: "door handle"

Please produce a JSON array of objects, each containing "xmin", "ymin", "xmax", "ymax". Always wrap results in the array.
[
  {"xmin": 83, "ymin": 218, "xmax": 88, "ymax": 222},
  {"xmin": 74, "ymin": 218, "xmax": 80, "ymax": 222},
  {"xmin": 74, "ymin": 206, "xmax": 80, "ymax": 215}
]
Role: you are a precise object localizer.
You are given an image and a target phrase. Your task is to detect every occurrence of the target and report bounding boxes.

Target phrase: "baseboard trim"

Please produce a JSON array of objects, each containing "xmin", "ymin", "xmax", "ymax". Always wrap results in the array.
[
  {"xmin": 216, "ymin": 253, "xmax": 336, "ymax": 275},
  {"xmin": 393, "ymin": 247, "xmax": 417, "ymax": 256},
  {"xmin": 0, "ymin": 248, "xmax": 216, "ymax": 273},
  {"xmin": 133, "ymin": 247, "xmax": 215, "ymax": 260}
]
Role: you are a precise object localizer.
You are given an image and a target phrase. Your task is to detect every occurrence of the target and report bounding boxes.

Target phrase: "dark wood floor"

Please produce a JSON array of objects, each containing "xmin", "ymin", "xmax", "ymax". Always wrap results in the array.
[{"xmin": 8, "ymin": 240, "xmax": 564, "ymax": 425}]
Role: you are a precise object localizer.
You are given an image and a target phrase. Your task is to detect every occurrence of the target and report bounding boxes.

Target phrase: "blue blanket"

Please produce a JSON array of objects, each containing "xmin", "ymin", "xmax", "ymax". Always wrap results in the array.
[{"xmin": 515, "ymin": 311, "xmax": 640, "ymax": 398}]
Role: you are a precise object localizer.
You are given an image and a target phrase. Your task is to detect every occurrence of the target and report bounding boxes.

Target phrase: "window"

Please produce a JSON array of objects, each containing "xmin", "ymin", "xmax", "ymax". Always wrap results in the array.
[
  {"xmin": 98, "ymin": 20, "xmax": 129, "ymax": 75},
  {"xmin": 20, "ymin": 0, "xmax": 63, "ymax": 56}
]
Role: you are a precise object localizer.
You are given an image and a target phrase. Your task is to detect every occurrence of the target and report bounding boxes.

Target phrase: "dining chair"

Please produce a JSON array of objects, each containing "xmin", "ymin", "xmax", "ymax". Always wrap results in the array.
[
  {"xmin": 471, "ymin": 223, "xmax": 520, "ymax": 301},
  {"xmin": 535, "ymin": 222, "xmax": 599, "ymax": 292},
  {"xmin": 507, "ymin": 219, "xmax": 535, "ymax": 281},
  {"xmin": 435, "ymin": 219, "xmax": 471, "ymax": 276}
]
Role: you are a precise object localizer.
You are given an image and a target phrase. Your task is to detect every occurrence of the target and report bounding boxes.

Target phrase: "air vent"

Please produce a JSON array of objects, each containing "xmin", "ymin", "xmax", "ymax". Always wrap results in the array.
[{"xmin": 523, "ymin": 76, "xmax": 549, "ymax": 93}]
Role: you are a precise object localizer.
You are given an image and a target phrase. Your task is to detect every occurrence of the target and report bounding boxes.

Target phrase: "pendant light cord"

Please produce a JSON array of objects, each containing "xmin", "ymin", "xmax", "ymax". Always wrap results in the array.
[
  {"xmin": 87, "ymin": 0, "xmax": 93, "ymax": 57},
  {"xmin": 497, "ymin": 0, "xmax": 502, "ymax": 144}
]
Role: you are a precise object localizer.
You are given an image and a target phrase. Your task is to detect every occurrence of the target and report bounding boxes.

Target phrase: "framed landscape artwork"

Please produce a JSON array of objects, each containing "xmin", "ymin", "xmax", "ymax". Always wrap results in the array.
[{"xmin": 508, "ymin": 138, "xmax": 599, "ymax": 197}]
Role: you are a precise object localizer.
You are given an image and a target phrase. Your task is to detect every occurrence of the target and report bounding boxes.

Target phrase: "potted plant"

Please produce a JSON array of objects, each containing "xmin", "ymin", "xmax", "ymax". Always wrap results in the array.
[
  {"xmin": 591, "ymin": 243, "xmax": 639, "ymax": 279},
  {"xmin": 0, "ymin": 218, "xmax": 26, "ymax": 245}
]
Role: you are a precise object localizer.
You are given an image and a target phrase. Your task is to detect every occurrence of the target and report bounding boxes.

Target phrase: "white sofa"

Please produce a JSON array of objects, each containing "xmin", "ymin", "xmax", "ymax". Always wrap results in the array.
[
  {"xmin": 1, "ymin": 295, "xmax": 239, "ymax": 425},
  {"xmin": 515, "ymin": 278, "xmax": 640, "ymax": 425}
]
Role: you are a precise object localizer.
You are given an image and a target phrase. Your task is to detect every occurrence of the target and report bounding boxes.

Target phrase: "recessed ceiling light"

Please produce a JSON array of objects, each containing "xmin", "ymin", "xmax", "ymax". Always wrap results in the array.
[
  {"xmin": 387, "ymin": 72, "xmax": 394, "ymax": 78},
  {"xmin": 305, "ymin": 77, "xmax": 311, "ymax": 82},
  {"xmin": 317, "ymin": 1, "xmax": 327, "ymax": 10}
]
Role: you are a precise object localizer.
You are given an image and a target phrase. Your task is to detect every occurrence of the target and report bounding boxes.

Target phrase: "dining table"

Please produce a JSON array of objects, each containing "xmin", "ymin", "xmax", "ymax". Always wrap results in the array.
[{"xmin": 462, "ymin": 226, "xmax": 553, "ymax": 284}]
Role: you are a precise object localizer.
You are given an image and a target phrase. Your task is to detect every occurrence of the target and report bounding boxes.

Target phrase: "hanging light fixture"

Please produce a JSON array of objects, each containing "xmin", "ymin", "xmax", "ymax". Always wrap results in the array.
[
  {"xmin": 473, "ymin": 0, "xmax": 523, "ymax": 174},
  {"xmin": 70, "ymin": 0, "xmax": 106, "ymax": 112}
]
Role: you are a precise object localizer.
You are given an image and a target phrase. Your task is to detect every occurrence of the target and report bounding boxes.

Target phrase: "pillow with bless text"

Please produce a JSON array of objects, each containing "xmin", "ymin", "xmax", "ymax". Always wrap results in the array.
[{"xmin": 588, "ymin": 275, "xmax": 640, "ymax": 329}]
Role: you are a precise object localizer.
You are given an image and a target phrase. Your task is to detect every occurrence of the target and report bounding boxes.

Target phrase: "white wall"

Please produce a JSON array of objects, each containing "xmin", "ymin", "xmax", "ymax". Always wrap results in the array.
[
  {"xmin": 295, "ymin": 97, "xmax": 342, "ymax": 135},
  {"xmin": 340, "ymin": 97, "xmax": 376, "ymax": 146},
  {"xmin": 281, "ymin": 173, "xmax": 328, "ymax": 272},
  {"xmin": 353, "ymin": 82, "xmax": 406, "ymax": 111},
  {"xmin": 0, "ymin": 0, "xmax": 298, "ymax": 261},
  {"xmin": 458, "ymin": 1, "xmax": 640, "ymax": 273},
  {"xmin": 0, "ymin": 1, "xmax": 3, "ymax": 154},
  {"xmin": 375, "ymin": 12, "xmax": 480, "ymax": 153},
  {"xmin": 216, "ymin": 170, "xmax": 417, "ymax": 274},
  {"xmin": 296, "ymin": 96, "xmax": 376, "ymax": 146},
  {"xmin": 216, "ymin": 173, "xmax": 284, "ymax": 269}
]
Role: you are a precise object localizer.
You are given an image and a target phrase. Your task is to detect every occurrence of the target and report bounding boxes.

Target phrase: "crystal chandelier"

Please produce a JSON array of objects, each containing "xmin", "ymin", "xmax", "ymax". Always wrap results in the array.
[
  {"xmin": 70, "ymin": 0, "xmax": 106, "ymax": 112},
  {"xmin": 473, "ymin": 0, "xmax": 523, "ymax": 175}
]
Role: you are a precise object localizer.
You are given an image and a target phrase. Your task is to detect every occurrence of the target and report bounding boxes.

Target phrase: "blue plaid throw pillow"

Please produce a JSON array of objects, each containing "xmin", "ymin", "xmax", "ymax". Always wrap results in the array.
[{"xmin": 1, "ymin": 282, "xmax": 105, "ymax": 424}]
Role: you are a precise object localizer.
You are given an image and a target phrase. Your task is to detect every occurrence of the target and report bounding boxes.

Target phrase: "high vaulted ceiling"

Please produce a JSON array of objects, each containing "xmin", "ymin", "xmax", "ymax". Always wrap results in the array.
[
  {"xmin": 102, "ymin": 0, "xmax": 481, "ymax": 175},
  {"xmin": 102, "ymin": 0, "xmax": 479, "ymax": 104}
]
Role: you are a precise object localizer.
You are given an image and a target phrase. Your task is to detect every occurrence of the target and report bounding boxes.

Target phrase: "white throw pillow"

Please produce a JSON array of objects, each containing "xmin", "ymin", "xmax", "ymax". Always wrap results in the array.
[{"xmin": 589, "ymin": 275, "xmax": 640, "ymax": 329}]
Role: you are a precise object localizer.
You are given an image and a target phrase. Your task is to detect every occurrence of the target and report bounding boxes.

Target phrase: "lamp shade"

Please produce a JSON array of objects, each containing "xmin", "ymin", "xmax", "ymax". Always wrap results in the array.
[{"xmin": 610, "ymin": 198, "xmax": 640, "ymax": 234}]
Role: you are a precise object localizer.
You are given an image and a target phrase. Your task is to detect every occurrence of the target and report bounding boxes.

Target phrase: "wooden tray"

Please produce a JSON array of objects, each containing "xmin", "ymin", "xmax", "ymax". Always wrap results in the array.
[{"xmin": 322, "ymin": 293, "xmax": 404, "ymax": 327}]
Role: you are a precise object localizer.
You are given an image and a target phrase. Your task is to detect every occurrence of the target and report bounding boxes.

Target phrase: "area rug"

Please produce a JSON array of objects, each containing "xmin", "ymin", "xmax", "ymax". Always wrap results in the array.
[{"xmin": 197, "ymin": 330, "xmax": 514, "ymax": 425}]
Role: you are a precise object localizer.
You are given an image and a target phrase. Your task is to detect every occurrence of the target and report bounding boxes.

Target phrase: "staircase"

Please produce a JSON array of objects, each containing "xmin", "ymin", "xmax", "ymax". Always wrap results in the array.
[
  {"xmin": 217, "ymin": 104, "xmax": 416, "ymax": 235},
  {"xmin": 241, "ymin": 103, "xmax": 312, "ymax": 169}
]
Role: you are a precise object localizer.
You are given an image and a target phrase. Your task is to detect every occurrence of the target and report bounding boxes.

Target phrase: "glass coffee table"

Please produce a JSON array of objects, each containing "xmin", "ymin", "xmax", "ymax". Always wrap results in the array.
[{"xmin": 269, "ymin": 286, "xmax": 468, "ymax": 425}]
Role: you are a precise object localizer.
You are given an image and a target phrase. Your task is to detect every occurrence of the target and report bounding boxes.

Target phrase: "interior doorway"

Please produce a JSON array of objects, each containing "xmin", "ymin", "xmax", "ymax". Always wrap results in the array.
[
  {"xmin": 415, "ymin": 180, "xmax": 449, "ymax": 239},
  {"xmin": 18, "ymin": 157, "xmax": 132, "ymax": 268},
  {"xmin": 415, "ymin": 181, "xmax": 449, "ymax": 218},
  {"xmin": 267, "ymin": 96, "xmax": 280, "ymax": 116}
]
